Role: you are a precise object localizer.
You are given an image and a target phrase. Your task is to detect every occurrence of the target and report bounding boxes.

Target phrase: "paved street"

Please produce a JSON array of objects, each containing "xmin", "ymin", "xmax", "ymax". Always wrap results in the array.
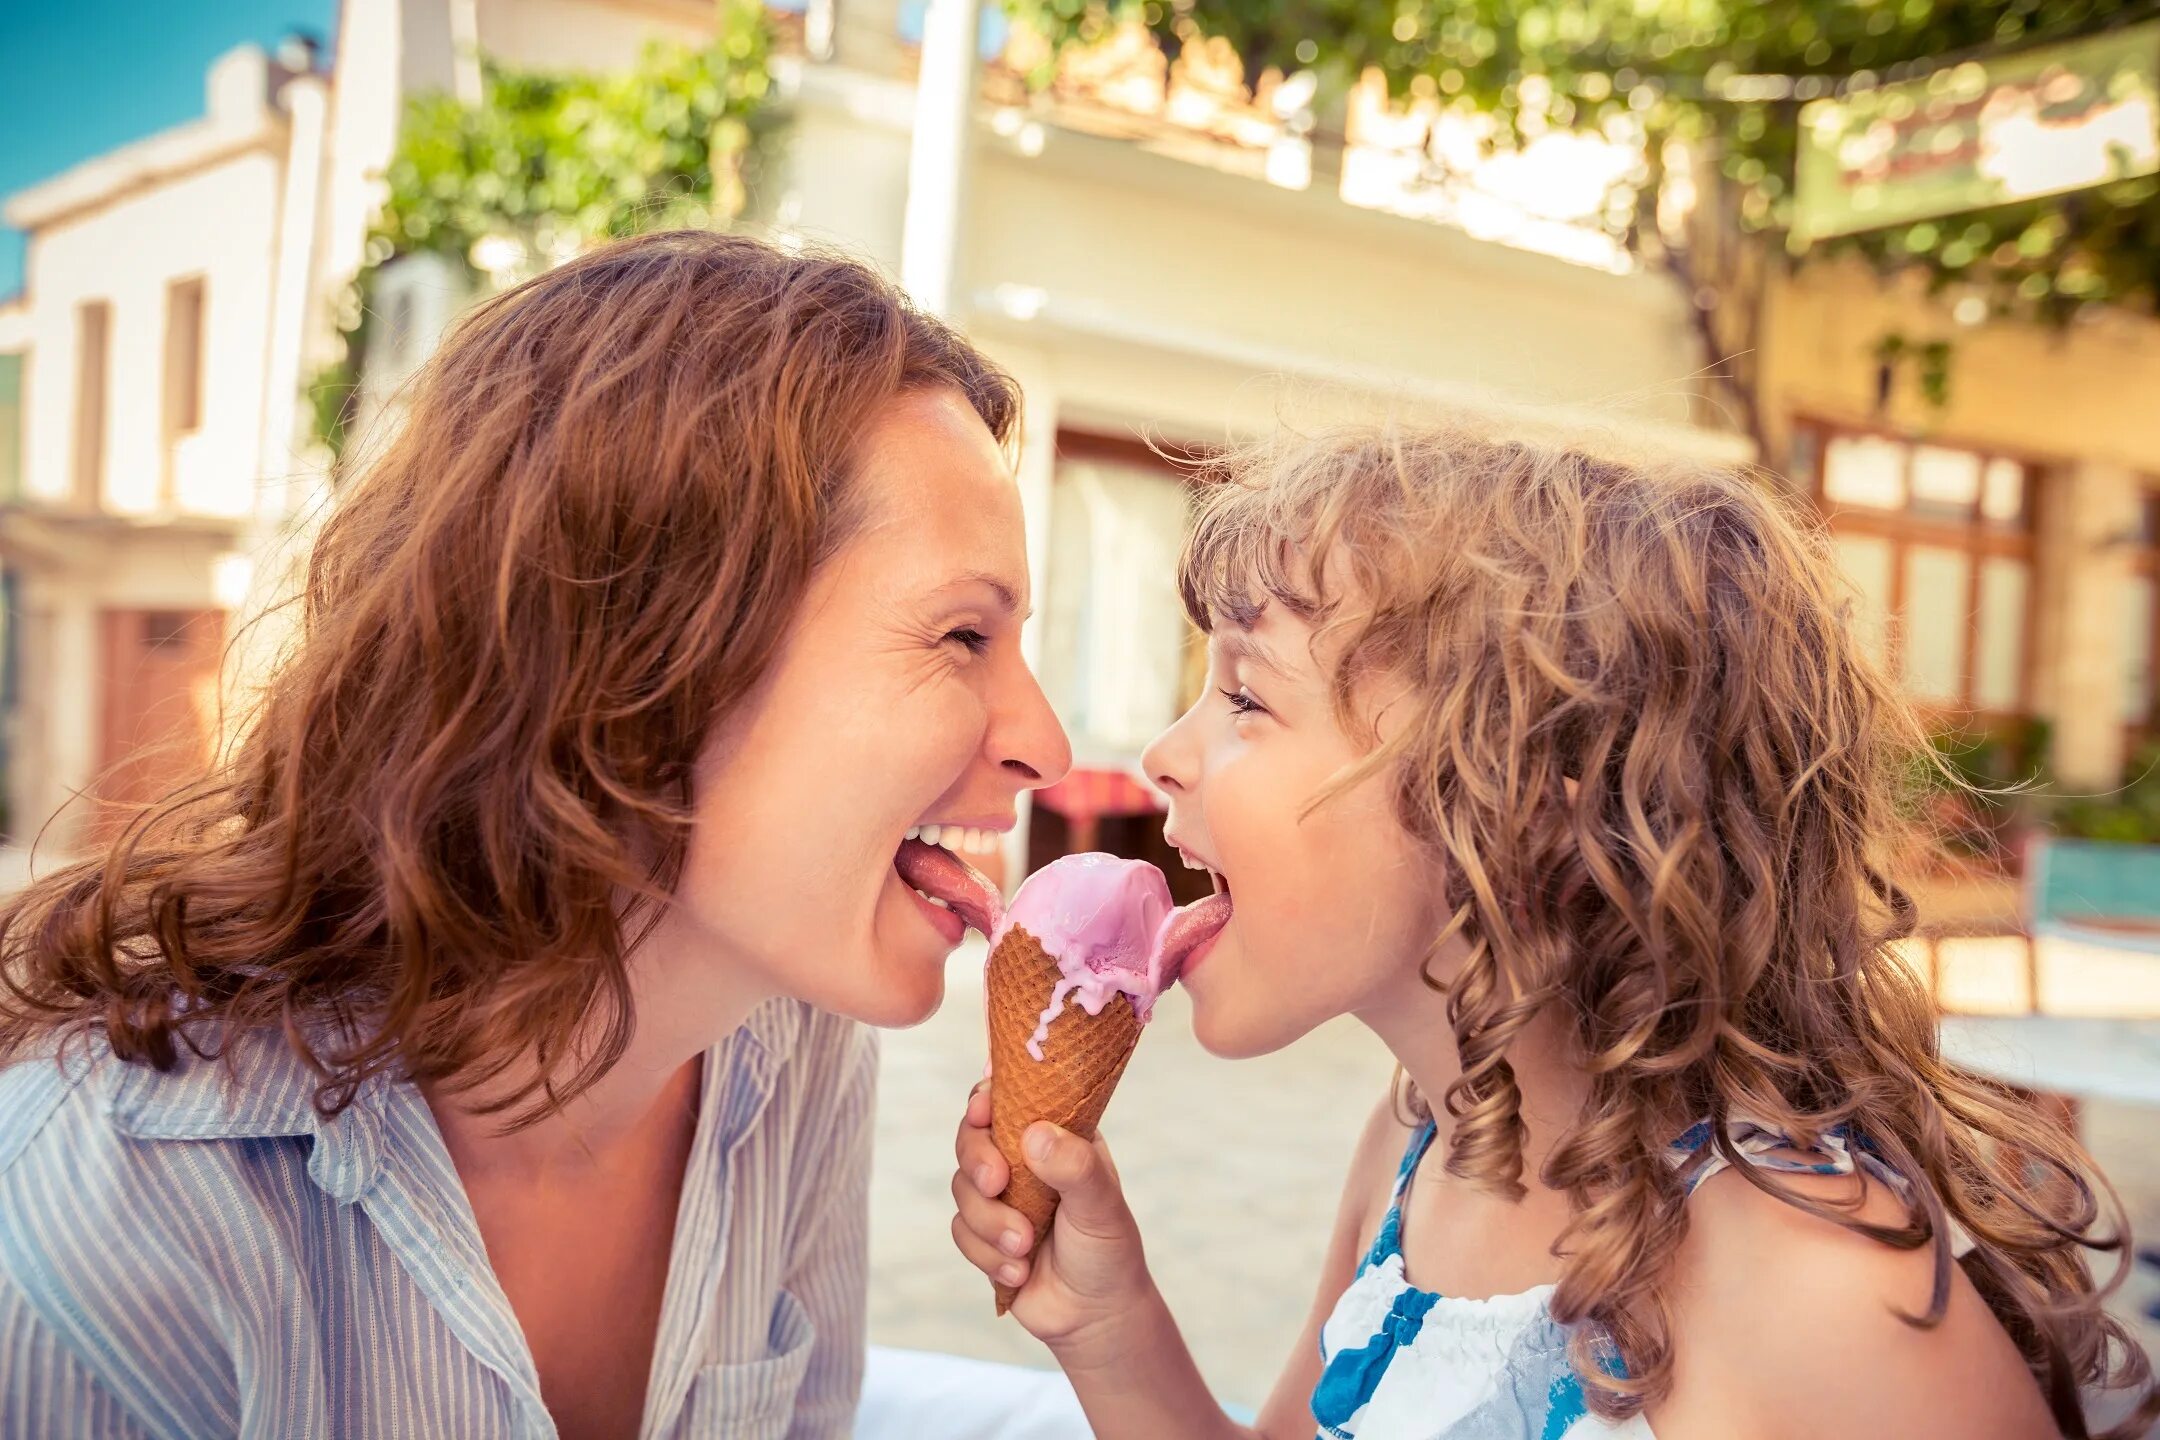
[
  {"xmin": 869, "ymin": 938, "xmax": 2160, "ymax": 1419},
  {"xmin": 867, "ymin": 937, "xmax": 1388, "ymax": 1410}
]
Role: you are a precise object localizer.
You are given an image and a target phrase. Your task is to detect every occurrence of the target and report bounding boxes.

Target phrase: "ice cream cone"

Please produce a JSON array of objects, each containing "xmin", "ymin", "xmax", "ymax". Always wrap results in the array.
[{"xmin": 984, "ymin": 923, "xmax": 1143, "ymax": 1314}]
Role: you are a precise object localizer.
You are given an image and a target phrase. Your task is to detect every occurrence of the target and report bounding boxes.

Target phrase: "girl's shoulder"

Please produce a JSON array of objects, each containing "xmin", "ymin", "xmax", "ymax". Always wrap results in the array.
[{"xmin": 1655, "ymin": 1157, "xmax": 2056, "ymax": 1440}]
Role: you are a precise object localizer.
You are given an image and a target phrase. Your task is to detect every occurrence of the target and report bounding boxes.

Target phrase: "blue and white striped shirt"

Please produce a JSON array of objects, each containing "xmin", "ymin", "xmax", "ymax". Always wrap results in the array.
[{"xmin": 0, "ymin": 998, "xmax": 874, "ymax": 1439}]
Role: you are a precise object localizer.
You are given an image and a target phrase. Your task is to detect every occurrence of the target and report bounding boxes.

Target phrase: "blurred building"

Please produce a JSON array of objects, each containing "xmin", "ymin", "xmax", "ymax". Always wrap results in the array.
[
  {"xmin": 1762, "ymin": 263, "xmax": 2159, "ymax": 793},
  {"xmin": 0, "ymin": 0, "xmax": 1731, "ymax": 879},
  {"xmin": 0, "ymin": 43, "xmax": 335, "ymax": 854},
  {"xmin": 3, "ymin": 0, "xmax": 2154, "ymax": 890}
]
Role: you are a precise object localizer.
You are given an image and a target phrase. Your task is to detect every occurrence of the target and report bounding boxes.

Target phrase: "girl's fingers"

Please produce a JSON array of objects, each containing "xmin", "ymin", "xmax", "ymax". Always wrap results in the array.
[
  {"xmin": 950, "ymin": 1212, "xmax": 1030, "ymax": 1290},
  {"xmin": 956, "ymin": 1119, "xmax": 1010, "ymax": 1197},
  {"xmin": 966, "ymin": 1080, "xmax": 993, "ymax": 1128},
  {"xmin": 950, "ymin": 1168, "xmax": 1035, "ymax": 1257}
]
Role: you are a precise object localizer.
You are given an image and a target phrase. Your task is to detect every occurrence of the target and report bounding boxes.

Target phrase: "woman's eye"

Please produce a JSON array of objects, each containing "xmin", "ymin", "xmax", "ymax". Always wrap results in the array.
[
  {"xmin": 1220, "ymin": 687, "xmax": 1264, "ymax": 717},
  {"xmin": 946, "ymin": 628, "xmax": 990, "ymax": 654}
]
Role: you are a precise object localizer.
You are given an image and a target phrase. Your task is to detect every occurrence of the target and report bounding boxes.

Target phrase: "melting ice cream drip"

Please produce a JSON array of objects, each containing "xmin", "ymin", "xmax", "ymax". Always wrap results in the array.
[{"xmin": 995, "ymin": 853, "xmax": 1231, "ymax": 1060}]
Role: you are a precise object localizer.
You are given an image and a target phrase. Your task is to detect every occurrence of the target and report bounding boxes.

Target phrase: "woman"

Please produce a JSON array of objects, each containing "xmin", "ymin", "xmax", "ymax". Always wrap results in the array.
[{"xmin": 0, "ymin": 230, "xmax": 1069, "ymax": 1439}]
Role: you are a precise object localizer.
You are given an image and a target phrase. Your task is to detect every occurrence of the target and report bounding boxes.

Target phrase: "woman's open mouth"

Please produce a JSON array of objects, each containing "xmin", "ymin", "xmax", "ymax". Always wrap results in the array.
[{"xmin": 892, "ymin": 829, "xmax": 1002, "ymax": 944}]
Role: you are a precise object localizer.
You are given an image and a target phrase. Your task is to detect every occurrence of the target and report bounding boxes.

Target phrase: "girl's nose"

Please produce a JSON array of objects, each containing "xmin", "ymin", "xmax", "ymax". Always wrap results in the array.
[{"xmin": 1140, "ymin": 709, "xmax": 1195, "ymax": 797}]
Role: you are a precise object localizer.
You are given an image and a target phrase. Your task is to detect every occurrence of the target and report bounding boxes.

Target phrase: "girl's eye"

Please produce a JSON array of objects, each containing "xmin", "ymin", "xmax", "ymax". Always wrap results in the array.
[
  {"xmin": 946, "ymin": 628, "xmax": 990, "ymax": 655},
  {"xmin": 1220, "ymin": 687, "xmax": 1265, "ymax": 717}
]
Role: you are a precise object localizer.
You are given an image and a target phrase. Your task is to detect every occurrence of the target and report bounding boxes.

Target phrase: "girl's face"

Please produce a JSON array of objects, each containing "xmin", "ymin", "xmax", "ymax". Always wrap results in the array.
[
  {"xmin": 1141, "ymin": 603, "xmax": 1441, "ymax": 1058},
  {"xmin": 674, "ymin": 388, "xmax": 1071, "ymax": 1028}
]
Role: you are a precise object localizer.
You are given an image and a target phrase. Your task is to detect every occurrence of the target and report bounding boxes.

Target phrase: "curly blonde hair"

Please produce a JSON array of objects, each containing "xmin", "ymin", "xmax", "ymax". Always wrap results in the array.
[{"xmin": 1177, "ymin": 422, "xmax": 2156, "ymax": 1438}]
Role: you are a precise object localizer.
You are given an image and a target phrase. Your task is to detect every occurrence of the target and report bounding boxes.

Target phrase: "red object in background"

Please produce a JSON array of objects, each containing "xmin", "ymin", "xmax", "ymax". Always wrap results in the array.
[{"xmin": 1033, "ymin": 765, "xmax": 1165, "ymax": 855}]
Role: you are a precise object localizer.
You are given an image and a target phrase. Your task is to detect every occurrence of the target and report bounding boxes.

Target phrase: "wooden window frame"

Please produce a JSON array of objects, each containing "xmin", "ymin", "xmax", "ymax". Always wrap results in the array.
[
  {"xmin": 1791, "ymin": 416, "xmax": 2040, "ymax": 725},
  {"xmin": 161, "ymin": 275, "xmax": 207, "ymax": 508},
  {"xmin": 73, "ymin": 299, "xmax": 111, "ymax": 509},
  {"xmin": 1054, "ymin": 427, "xmax": 1214, "ymax": 478},
  {"xmin": 2130, "ymin": 490, "xmax": 2160, "ymax": 748}
]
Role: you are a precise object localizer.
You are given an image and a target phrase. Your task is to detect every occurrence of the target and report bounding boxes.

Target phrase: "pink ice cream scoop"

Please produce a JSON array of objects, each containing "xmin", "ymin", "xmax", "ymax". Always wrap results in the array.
[{"xmin": 991, "ymin": 852, "xmax": 1232, "ymax": 1059}]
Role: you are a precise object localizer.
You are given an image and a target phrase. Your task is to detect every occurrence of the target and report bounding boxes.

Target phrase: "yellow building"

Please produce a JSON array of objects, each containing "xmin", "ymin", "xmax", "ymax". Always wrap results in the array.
[{"xmin": 1761, "ymin": 261, "xmax": 2158, "ymax": 793}]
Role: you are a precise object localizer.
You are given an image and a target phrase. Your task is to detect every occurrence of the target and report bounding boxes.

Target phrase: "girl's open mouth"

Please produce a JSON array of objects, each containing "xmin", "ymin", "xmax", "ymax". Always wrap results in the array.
[{"xmin": 1156, "ymin": 880, "xmax": 1232, "ymax": 987}]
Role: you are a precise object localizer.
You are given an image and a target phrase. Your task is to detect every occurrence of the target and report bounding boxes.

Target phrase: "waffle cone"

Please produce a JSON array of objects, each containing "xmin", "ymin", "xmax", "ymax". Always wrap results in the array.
[{"xmin": 984, "ymin": 925, "xmax": 1144, "ymax": 1314}]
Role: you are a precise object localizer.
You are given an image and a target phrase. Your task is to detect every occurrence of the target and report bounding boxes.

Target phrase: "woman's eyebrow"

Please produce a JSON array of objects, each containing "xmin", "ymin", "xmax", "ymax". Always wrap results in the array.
[{"xmin": 924, "ymin": 570, "xmax": 1025, "ymax": 618}]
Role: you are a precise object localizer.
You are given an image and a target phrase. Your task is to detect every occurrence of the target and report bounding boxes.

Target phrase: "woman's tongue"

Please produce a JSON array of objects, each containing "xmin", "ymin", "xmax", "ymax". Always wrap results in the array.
[{"xmin": 894, "ymin": 838, "xmax": 1001, "ymax": 937}]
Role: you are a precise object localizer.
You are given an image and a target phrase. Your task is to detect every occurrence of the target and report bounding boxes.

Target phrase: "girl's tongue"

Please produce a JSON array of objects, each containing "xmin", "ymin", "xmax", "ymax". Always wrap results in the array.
[
  {"xmin": 893, "ymin": 838, "xmax": 1002, "ymax": 937},
  {"xmin": 1151, "ymin": 890, "xmax": 1232, "ymax": 990}
]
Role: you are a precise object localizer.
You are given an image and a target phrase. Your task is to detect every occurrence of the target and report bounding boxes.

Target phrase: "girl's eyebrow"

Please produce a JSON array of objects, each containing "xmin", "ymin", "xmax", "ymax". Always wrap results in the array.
[{"xmin": 1215, "ymin": 629, "xmax": 1289, "ymax": 679}]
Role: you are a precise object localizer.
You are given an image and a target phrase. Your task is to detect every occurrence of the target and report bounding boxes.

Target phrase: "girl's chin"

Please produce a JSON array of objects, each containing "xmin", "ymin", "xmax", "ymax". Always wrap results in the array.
[{"xmin": 1187, "ymin": 973, "xmax": 1315, "ymax": 1061}]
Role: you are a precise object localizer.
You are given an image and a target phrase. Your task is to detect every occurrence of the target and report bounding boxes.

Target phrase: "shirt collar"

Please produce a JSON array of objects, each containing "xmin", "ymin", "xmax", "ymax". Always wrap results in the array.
[
  {"xmin": 100, "ymin": 997, "xmax": 808, "ymax": 1204},
  {"xmin": 102, "ymin": 1023, "xmax": 389, "ymax": 1202}
]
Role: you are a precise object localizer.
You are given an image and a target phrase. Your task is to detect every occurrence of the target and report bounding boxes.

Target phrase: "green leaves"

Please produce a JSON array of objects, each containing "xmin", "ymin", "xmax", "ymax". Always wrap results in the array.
[
  {"xmin": 307, "ymin": 0, "xmax": 778, "ymax": 454},
  {"xmin": 375, "ymin": 16, "xmax": 776, "ymax": 278},
  {"xmin": 1000, "ymin": 0, "xmax": 2160, "ymax": 319}
]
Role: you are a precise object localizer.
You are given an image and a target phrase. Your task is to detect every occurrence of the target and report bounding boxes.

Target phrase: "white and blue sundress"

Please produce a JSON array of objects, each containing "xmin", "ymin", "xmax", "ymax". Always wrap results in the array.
[{"xmin": 1312, "ymin": 1115, "xmax": 1973, "ymax": 1440}]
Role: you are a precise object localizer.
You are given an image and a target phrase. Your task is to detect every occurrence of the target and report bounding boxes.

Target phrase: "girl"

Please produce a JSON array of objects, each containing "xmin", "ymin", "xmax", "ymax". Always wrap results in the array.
[
  {"xmin": 0, "ymin": 230, "xmax": 1069, "ymax": 1439},
  {"xmin": 952, "ymin": 425, "xmax": 2156, "ymax": 1438}
]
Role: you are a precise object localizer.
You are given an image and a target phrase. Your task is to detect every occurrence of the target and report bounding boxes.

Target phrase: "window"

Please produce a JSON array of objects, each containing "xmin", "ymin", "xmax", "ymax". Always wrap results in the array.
[
  {"xmin": 162, "ymin": 277, "xmax": 206, "ymax": 505},
  {"xmin": 141, "ymin": 611, "xmax": 195, "ymax": 649},
  {"xmin": 1792, "ymin": 420, "xmax": 2035, "ymax": 715},
  {"xmin": 2128, "ymin": 491, "xmax": 2160, "ymax": 734},
  {"xmin": 73, "ymin": 300, "xmax": 110, "ymax": 506},
  {"xmin": 1040, "ymin": 436, "xmax": 1195, "ymax": 753},
  {"xmin": 0, "ymin": 351, "xmax": 21, "ymax": 504}
]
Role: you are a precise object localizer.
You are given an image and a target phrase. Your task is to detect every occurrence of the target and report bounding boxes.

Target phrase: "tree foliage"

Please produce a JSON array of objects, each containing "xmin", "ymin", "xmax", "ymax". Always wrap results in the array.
[
  {"xmin": 311, "ymin": 1, "xmax": 777, "ymax": 451},
  {"xmin": 1005, "ymin": 0, "xmax": 2160, "ymax": 321},
  {"xmin": 374, "ymin": 8, "xmax": 776, "ymax": 277}
]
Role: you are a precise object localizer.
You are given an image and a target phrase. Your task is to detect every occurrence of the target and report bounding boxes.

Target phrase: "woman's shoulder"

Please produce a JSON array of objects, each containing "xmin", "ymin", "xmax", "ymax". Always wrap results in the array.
[
  {"xmin": 0, "ymin": 1028, "xmax": 359, "ymax": 1259},
  {"xmin": 0, "ymin": 1039, "xmax": 313, "ymax": 1369},
  {"xmin": 0, "ymin": 1041, "xmax": 95, "ymax": 1176},
  {"xmin": 1656, "ymin": 1158, "xmax": 2057, "ymax": 1439}
]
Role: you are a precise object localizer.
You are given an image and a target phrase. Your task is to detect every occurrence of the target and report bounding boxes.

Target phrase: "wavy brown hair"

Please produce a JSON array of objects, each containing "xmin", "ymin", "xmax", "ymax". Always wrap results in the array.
[
  {"xmin": 1178, "ymin": 422, "xmax": 2156, "ymax": 1437},
  {"xmin": 0, "ymin": 229, "xmax": 1019, "ymax": 1121}
]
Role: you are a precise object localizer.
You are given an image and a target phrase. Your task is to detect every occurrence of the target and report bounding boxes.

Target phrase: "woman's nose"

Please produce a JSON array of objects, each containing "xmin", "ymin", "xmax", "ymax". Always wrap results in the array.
[{"xmin": 995, "ymin": 657, "xmax": 1072, "ymax": 790}]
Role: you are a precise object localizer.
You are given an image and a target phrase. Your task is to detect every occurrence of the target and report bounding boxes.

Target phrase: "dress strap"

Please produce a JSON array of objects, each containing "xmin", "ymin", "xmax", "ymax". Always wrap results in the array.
[
  {"xmin": 1361, "ymin": 1119, "xmax": 1438, "ymax": 1270},
  {"xmin": 1392, "ymin": 1118, "xmax": 1439, "ymax": 1197},
  {"xmin": 1668, "ymin": 1116, "xmax": 1977, "ymax": 1258}
]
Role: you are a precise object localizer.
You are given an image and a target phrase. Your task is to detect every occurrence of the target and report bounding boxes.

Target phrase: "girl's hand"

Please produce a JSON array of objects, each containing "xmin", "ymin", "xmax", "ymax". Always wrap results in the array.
[{"xmin": 950, "ymin": 1079, "xmax": 1154, "ymax": 1361}]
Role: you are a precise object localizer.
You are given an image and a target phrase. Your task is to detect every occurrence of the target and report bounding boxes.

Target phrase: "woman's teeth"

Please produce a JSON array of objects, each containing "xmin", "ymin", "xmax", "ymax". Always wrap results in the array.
[{"xmin": 903, "ymin": 824, "xmax": 996, "ymax": 853}]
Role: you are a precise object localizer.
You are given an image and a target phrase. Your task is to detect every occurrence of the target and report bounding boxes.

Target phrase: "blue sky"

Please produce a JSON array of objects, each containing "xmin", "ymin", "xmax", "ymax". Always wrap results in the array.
[
  {"xmin": 0, "ymin": 0, "xmax": 339, "ymax": 298},
  {"xmin": 0, "ymin": 1, "xmax": 1012, "ymax": 298}
]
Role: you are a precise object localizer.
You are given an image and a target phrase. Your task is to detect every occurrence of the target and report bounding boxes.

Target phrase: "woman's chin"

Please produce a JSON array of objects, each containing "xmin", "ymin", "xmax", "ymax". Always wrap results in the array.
[
  {"xmin": 852, "ymin": 960, "xmax": 948, "ymax": 1029},
  {"xmin": 840, "ymin": 911, "xmax": 956, "ymax": 1028}
]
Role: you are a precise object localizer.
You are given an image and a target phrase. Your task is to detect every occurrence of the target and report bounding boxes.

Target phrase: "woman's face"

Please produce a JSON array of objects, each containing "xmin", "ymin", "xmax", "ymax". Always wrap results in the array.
[
  {"xmin": 677, "ymin": 388, "xmax": 1070, "ymax": 1027},
  {"xmin": 1141, "ymin": 603, "xmax": 1441, "ymax": 1058}
]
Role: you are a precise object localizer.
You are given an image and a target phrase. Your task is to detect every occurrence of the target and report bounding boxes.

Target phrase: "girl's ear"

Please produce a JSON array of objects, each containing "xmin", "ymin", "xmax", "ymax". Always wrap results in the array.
[{"xmin": 1562, "ymin": 777, "xmax": 1581, "ymax": 804}]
